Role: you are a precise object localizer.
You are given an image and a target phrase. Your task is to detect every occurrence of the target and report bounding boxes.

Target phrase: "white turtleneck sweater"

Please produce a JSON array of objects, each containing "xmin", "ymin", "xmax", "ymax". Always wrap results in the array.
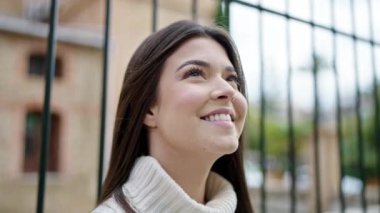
[{"xmin": 92, "ymin": 156, "xmax": 237, "ymax": 213}]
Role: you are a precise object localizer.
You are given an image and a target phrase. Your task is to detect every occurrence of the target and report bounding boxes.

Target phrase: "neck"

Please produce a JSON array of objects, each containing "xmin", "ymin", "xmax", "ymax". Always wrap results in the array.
[{"xmin": 149, "ymin": 144, "xmax": 219, "ymax": 203}]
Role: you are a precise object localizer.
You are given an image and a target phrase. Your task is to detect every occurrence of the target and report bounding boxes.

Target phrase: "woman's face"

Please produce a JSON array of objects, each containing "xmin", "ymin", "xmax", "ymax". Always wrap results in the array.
[{"xmin": 145, "ymin": 37, "xmax": 247, "ymax": 158}]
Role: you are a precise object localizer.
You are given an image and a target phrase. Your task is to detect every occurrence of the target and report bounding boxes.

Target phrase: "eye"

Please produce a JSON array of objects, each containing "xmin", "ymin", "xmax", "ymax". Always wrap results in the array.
[
  {"xmin": 183, "ymin": 67, "xmax": 205, "ymax": 79},
  {"xmin": 226, "ymin": 74, "xmax": 241, "ymax": 89}
]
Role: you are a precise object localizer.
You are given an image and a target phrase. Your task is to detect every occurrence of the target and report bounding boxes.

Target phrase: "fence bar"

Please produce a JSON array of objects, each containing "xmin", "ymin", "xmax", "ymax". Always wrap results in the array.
[
  {"xmin": 310, "ymin": 0, "xmax": 322, "ymax": 212},
  {"xmin": 331, "ymin": 0, "xmax": 346, "ymax": 211},
  {"xmin": 97, "ymin": 0, "xmax": 111, "ymax": 201},
  {"xmin": 367, "ymin": 0, "xmax": 380, "ymax": 206},
  {"xmin": 256, "ymin": 1, "xmax": 267, "ymax": 212},
  {"xmin": 191, "ymin": 0, "xmax": 198, "ymax": 22},
  {"xmin": 230, "ymin": 0, "xmax": 379, "ymax": 47},
  {"xmin": 36, "ymin": 0, "xmax": 58, "ymax": 212},
  {"xmin": 285, "ymin": 0, "xmax": 297, "ymax": 212},
  {"xmin": 152, "ymin": 0, "xmax": 158, "ymax": 32},
  {"xmin": 349, "ymin": 0, "xmax": 367, "ymax": 211}
]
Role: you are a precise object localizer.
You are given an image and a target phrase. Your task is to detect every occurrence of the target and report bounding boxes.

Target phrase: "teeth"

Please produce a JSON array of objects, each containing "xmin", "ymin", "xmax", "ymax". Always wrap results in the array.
[{"xmin": 204, "ymin": 114, "xmax": 232, "ymax": 122}]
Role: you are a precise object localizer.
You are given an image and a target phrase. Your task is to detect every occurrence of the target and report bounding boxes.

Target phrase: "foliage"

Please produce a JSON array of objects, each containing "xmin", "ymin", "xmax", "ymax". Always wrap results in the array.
[
  {"xmin": 215, "ymin": 0, "xmax": 228, "ymax": 29},
  {"xmin": 342, "ymin": 111, "xmax": 379, "ymax": 179},
  {"xmin": 244, "ymin": 106, "xmax": 311, "ymax": 171}
]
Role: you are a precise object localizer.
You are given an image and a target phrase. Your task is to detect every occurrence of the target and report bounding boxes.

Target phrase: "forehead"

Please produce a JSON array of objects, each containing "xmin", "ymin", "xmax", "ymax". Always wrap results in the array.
[{"xmin": 165, "ymin": 37, "xmax": 232, "ymax": 66}]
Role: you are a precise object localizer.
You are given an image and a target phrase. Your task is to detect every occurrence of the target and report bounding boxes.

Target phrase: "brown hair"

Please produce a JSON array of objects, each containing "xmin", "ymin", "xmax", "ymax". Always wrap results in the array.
[{"xmin": 99, "ymin": 20, "xmax": 253, "ymax": 213}]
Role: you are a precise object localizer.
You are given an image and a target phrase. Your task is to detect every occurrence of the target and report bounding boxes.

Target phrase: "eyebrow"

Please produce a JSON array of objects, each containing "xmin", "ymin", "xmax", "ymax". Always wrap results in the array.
[{"xmin": 176, "ymin": 59, "xmax": 237, "ymax": 73}]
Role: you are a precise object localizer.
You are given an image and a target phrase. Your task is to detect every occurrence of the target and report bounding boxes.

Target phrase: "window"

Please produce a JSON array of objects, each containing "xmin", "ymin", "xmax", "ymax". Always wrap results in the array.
[
  {"xmin": 24, "ymin": 111, "xmax": 60, "ymax": 172},
  {"xmin": 28, "ymin": 54, "xmax": 62, "ymax": 78}
]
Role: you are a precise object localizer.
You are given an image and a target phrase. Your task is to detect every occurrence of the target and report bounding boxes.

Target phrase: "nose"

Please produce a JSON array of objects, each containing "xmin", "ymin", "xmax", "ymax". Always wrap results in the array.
[{"xmin": 210, "ymin": 77, "xmax": 236, "ymax": 101}]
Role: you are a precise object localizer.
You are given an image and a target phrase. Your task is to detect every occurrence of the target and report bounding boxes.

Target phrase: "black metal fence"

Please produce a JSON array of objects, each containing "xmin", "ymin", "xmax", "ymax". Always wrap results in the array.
[
  {"xmin": 229, "ymin": 0, "xmax": 380, "ymax": 212},
  {"xmin": 36, "ymin": 0, "xmax": 379, "ymax": 212}
]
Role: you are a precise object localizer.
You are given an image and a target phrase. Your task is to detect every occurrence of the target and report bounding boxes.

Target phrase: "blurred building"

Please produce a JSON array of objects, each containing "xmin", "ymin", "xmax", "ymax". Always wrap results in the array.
[{"xmin": 0, "ymin": 0, "xmax": 217, "ymax": 212}]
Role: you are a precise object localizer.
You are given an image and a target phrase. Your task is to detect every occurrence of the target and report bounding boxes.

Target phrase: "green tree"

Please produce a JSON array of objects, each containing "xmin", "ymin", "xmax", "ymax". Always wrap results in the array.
[
  {"xmin": 244, "ymin": 106, "xmax": 310, "ymax": 172},
  {"xmin": 342, "ymin": 100, "xmax": 379, "ymax": 179},
  {"xmin": 215, "ymin": 0, "xmax": 228, "ymax": 29}
]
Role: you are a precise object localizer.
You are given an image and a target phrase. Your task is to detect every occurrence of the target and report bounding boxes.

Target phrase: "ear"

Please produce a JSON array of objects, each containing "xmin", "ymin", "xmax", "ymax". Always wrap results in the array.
[{"xmin": 144, "ymin": 106, "xmax": 158, "ymax": 128}]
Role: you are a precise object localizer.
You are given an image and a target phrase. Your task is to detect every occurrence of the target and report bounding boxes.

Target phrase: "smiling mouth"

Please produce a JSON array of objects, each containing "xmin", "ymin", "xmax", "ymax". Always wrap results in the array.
[{"xmin": 201, "ymin": 113, "xmax": 234, "ymax": 122}]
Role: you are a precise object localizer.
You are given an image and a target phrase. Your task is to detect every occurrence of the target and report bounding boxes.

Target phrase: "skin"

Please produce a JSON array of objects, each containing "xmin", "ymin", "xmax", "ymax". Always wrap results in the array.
[{"xmin": 144, "ymin": 37, "xmax": 248, "ymax": 204}]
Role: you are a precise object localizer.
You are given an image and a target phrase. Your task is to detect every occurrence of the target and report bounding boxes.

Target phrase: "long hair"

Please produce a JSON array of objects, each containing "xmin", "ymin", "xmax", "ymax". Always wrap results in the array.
[{"xmin": 99, "ymin": 20, "xmax": 253, "ymax": 212}]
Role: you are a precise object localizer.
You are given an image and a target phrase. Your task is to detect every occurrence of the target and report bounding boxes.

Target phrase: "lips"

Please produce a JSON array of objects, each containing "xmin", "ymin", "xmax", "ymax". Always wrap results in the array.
[{"xmin": 201, "ymin": 108, "xmax": 235, "ymax": 122}]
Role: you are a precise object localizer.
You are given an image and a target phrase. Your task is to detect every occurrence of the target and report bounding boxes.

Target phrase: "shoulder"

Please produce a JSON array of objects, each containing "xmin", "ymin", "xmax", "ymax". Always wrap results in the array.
[{"xmin": 91, "ymin": 197, "xmax": 125, "ymax": 213}]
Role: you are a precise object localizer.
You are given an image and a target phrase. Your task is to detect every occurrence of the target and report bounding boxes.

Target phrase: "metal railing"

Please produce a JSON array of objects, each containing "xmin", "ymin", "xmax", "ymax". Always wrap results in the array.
[
  {"xmin": 36, "ymin": 0, "xmax": 379, "ymax": 212},
  {"xmin": 37, "ymin": 0, "xmax": 58, "ymax": 212},
  {"xmin": 229, "ymin": 0, "xmax": 380, "ymax": 212}
]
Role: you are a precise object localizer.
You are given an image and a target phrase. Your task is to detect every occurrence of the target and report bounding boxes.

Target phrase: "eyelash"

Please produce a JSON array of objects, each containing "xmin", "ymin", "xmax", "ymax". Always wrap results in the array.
[
  {"xmin": 183, "ymin": 67, "xmax": 205, "ymax": 79},
  {"xmin": 227, "ymin": 75, "xmax": 241, "ymax": 84},
  {"xmin": 183, "ymin": 67, "xmax": 241, "ymax": 88}
]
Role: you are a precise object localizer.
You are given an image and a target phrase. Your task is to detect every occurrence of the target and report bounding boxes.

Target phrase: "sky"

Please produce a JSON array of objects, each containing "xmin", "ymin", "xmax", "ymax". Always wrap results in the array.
[{"xmin": 229, "ymin": 0, "xmax": 380, "ymax": 114}]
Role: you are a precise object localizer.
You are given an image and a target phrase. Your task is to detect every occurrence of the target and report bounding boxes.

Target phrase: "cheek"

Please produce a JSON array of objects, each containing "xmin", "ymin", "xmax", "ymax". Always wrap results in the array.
[
  {"xmin": 163, "ymin": 86, "xmax": 207, "ymax": 111},
  {"xmin": 234, "ymin": 93, "xmax": 248, "ymax": 124}
]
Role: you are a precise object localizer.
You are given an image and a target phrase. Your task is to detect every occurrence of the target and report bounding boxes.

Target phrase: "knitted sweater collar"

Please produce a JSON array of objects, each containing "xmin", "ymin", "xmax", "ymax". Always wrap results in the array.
[{"xmin": 122, "ymin": 156, "xmax": 237, "ymax": 213}]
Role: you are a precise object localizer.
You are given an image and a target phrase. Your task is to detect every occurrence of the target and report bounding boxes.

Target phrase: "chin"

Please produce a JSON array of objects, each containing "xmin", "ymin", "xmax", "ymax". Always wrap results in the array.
[{"xmin": 213, "ymin": 139, "xmax": 239, "ymax": 156}]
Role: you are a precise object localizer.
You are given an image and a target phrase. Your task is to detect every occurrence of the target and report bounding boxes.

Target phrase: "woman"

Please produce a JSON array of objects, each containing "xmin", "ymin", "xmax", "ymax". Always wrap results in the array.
[{"xmin": 94, "ymin": 20, "xmax": 253, "ymax": 212}]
